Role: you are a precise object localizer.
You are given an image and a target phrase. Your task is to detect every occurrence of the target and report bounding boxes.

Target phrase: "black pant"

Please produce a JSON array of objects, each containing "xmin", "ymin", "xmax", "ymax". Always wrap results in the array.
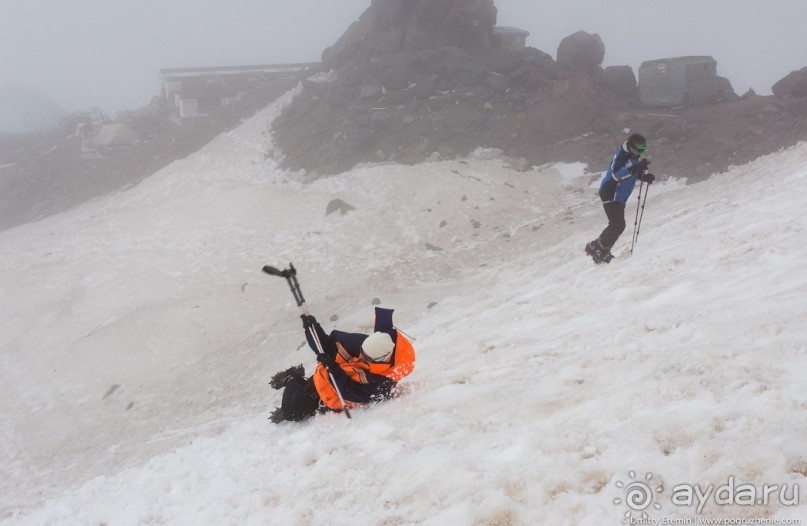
[
  {"xmin": 598, "ymin": 202, "xmax": 626, "ymax": 251},
  {"xmin": 281, "ymin": 377, "xmax": 320, "ymax": 422}
]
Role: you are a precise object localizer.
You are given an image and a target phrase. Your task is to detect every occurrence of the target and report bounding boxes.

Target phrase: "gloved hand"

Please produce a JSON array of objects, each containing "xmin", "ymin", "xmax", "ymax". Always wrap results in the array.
[
  {"xmin": 639, "ymin": 171, "xmax": 656, "ymax": 184},
  {"xmin": 300, "ymin": 314, "xmax": 317, "ymax": 329},
  {"xmin": 630, "ymin": 159, "xmax": 650, "ymax": 175},
  {"xmin": 317, "ymin": 353, "xmax": 337, "ymax": 368}
]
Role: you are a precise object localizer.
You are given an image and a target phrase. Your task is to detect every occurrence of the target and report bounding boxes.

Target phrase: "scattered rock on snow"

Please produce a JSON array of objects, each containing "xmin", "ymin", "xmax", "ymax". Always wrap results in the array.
[
  {"xmin": 325, "ymin": 198, "xmax": 356, "ymax": 216},
  {"xmin": 103, "ymin": 384, "xmax": 120, "ymax": 400}
]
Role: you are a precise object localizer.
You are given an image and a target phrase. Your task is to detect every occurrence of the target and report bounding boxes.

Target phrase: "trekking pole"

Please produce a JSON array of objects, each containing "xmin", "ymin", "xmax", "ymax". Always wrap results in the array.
[
  {"xmin": 630, "ymin": 180, "xmax": 651, "ymax": 254},
  {"xmin": 393, "ymin": 326, "xmax": 417, "ymax": 342},
  {"xmin": 263, "ymin": 263, "xmax": 352, "ymax": 419},
  {"xmin": 630, "ymin": 181, "xmax": 650, "ymax": 254},
  {"xmin": 635, "ymin": 182, "xmax": 650, "ymax": 248}
]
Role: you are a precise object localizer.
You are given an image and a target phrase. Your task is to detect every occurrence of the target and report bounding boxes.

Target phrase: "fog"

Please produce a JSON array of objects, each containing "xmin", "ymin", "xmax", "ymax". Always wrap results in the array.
[{"xmin": 1, "ymin": 0, "xmax": 805, "ymax": 115}]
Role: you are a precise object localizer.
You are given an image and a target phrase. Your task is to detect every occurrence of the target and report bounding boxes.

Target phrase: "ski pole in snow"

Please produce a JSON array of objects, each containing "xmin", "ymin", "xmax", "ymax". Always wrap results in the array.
[
  {"xmin": 262, "ymin": 263, "xmax": 352, "ymax": 420},
  {"xmin": 630, "ymin": 179, "xmax": 650, "ymax": 254}
]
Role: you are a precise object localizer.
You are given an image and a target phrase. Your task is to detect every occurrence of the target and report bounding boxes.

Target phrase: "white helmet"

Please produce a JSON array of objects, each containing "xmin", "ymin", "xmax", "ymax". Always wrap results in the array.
[{"xmin": 362, "ymin": 332, "xmax": 395, "ymax": 362}]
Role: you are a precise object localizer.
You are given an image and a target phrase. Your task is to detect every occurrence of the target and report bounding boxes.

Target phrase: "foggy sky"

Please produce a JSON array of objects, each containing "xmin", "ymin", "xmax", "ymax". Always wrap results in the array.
[{"xmin": 2, "ymin": 0, "xmax": 805, "ymax": 114}]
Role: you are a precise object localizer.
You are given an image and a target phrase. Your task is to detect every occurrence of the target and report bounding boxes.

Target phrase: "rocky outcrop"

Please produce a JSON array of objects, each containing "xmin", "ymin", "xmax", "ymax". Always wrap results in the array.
[
  {"xmin": 275, "ymin": 2, "xmax": 620, "ymax": 174},
  {"xmin": 323, "ymin": 0, "xmax": 498, "ymax": 69},
  {"xmin": 772, "ymin": 67, "xmax": 807, "ymax": 98},
  {"xmin": 716, "ymin": 76, "xmax": 740, "ymax": 102},
  {"xmin": 271, "ymin": 1, "xmax": 807, "ymax": 182}
]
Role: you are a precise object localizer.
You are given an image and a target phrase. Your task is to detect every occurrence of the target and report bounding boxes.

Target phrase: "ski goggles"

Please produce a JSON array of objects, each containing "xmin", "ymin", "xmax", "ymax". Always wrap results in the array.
[
  {"xmin": 628, "ymin": 143, "xmax": 648, "ymax": 156},
  {"xmin": 361, "ymin": 350, "xmax": 393, "ymax": 364}
]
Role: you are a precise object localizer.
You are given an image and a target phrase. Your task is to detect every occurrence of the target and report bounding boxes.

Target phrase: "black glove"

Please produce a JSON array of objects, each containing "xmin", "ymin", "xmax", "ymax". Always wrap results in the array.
[
  {"xmin": 639, "ymin": 171, "xmax": 656, "ymax": 184},
  {"xmin": 630, "ymin": 159, "xmax": 650, "ymax": 175},
  {"xmin": 300, "ymin": 314, "xmax": 316, "ymax": 330},
  {"xmin": 317, "ymin": 353, "xmax": 337, "ymax": 368}
]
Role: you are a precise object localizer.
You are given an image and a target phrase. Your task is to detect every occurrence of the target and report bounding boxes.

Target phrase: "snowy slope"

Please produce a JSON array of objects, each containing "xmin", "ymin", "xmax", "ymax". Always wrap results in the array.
[{"xmin": 1, "ymin": 86, "xmax": 805, "ymax": 525}]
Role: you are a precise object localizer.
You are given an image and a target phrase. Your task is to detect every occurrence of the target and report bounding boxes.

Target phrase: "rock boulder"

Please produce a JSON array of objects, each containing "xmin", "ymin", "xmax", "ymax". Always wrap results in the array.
[
  {"xmin": 772, "ymin": 67, "xmax": 807, "ymax": 98},
  {"xmin": 556, "ymin": 31, "xmax": 605, "ymax": 72}
]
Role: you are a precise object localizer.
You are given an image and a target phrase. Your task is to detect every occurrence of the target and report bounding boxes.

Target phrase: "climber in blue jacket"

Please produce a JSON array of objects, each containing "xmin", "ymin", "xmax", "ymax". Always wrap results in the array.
[{"xmin": 586, "ymin": 133, "xmax": 656, "ymax": 263}]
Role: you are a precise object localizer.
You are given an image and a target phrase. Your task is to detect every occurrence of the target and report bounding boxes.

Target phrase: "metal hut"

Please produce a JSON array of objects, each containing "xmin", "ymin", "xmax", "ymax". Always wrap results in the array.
[{"xmin": 638, "ymin": 56, "xmax": 719, "ymax": 106}]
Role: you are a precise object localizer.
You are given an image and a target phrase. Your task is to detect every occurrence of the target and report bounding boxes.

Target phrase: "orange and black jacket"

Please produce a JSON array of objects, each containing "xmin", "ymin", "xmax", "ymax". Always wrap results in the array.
[{"xmin": 307, "ymin": 307, "xmax": 415, "ymax": 411}]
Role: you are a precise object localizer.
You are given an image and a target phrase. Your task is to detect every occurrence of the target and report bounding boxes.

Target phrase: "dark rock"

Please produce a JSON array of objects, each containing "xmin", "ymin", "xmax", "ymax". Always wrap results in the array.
[
  {"xmin": 326, "ymin": 81, "xmax": 355, "ymax": 107},
  {"xmin": 772, "ymin": 67, "xmax": 807, "ymax": 98},
  {"xmin": 716, "ymin": 76, "xmax": 740, "ymax": 102},
  {"xmin": 603, "ymin": 66, "xmax": 637, "ymax": 97},
  {"xmin": 487, "ymin": 48, "xmax": 525, "ymax": 75},
  {"xmin": 506, "ymin": 48, "xmax": 557, "ymax": 91},
  {"xmin": 440, "ymin": 46, "xmax": 472, "ymax": 79},
  {"xmin": 788, "ymin": 97, "xmax": 807, "ymax": 117},
  {"xmin": 557, "ymin": 31, "xmax": 605, "ymax": 71},
  {"xmin": 414, "ymin": 74, "xmax": 439, "ymax": 99},
  {"xmin": 460, "ymin": 60, "xmax": 490, "ymax": 86},
  {"xmin": 382, "ymin": 64, "xmax": 410, "ymax": 90},
  {"xmin": 382, "ymin": 89, "xmax": 415, "ymax": 105},
  {"xmin": 486, "ymin": 73, "xmax": 510, "ymax": 94},
  {"xmin": 552, "ymin": 71, "xmax": 596, "ymax": 103},
  {"xmin": 520, "ymin": 47, "xmax": 558, "ymax": 75},
  {"xmin": 323, "ymin": 0, "xmax": 498, "ymax": 69},
  {"xmin": 346, "ymin": 130, "xmax": 378, "ymax": 150},
  {"xmin": 360, "ymin": 85, "xmax": 383, "ymax": 100},
  {"xmin": 370, "ymin": 111, "xmax": 393, "ymax": 130},
  {"xmin": 326, "ymin": 199, "xmax": 356, "ymax": 216},
  {"xmin": 103, "ymin": 384, "xmax": 120, "ymax": 400}
]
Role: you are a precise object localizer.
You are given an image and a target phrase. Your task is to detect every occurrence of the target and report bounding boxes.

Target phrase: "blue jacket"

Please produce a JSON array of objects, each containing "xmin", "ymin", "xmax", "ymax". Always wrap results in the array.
[{"xmin": 598, "ymin": 142, "xmax": 643, "ymax": 204}]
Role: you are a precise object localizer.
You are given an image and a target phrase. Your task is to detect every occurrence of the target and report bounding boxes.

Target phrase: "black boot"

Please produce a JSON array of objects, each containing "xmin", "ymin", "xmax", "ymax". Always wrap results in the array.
[
  {"xmin": 269, "ymin": 407, "xmax": 285, "ymax": 424},
  {"xmin": 585, "ymin": 239, "xmax": 614, "ymax": 264},
  {"xmin": 269, "ymin": 364, "xmax": 305, "ymax": 390},
  {"xmin": 271, "ymin": 377, "xmax": 320, "ymax": 424}
]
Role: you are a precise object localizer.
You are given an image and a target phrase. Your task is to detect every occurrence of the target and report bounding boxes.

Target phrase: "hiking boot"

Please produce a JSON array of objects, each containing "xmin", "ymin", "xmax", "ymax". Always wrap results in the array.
[
  {"xmin": 585, "ymin": 239, "xmax": 614, "ymax": 264},
  {"xmin": 270, "ymin": 407, "xmax": 285, "ymax": 424},
  {"xmin": 269, "ymin": 364, "xmax": 305, "ymax": 390}
]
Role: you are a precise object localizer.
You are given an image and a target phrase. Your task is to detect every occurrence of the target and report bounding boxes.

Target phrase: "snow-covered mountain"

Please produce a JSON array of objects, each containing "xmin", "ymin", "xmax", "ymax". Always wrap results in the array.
[{"xmin": 1, "ymin": 86, "xmax": 805, "ymax": 525}]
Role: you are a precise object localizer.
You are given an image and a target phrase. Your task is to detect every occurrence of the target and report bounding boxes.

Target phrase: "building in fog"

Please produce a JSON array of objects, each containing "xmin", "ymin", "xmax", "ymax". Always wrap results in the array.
[
  {"xmin": 639, "ymin": 56, "xmax": 719, "ymax": 107},
  {"xmin": 492, "ymin": 26, "xmax": 530, "ymax": 50},
  {"xmin": 158, "ymin": 63, "xmax": 317, "ymax": 119}
]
